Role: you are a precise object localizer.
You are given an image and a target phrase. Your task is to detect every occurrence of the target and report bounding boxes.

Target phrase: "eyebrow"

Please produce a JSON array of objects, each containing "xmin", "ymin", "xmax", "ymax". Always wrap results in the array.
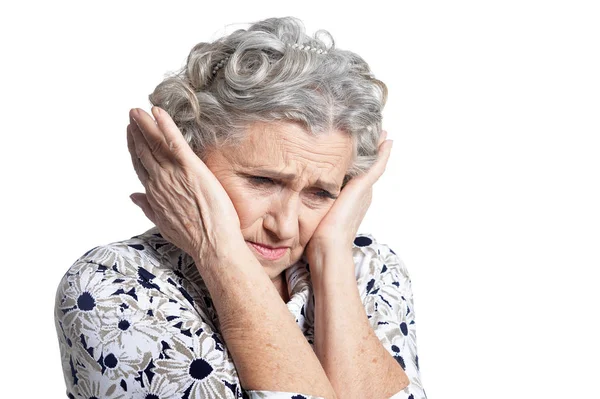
[{"xmin": 247, "ymin": 168, "xmax": 340, "ymax": 193}]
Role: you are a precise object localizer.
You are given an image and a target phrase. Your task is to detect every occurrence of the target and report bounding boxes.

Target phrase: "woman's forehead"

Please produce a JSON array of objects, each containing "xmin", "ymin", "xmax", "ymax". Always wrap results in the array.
[
  {"xmin": 206, "ymin": 121, "xmax": 353, "ymax": 188},
  {"xmin": 232, "ymin": 121, "xmax": 352, "ymax": 167}
]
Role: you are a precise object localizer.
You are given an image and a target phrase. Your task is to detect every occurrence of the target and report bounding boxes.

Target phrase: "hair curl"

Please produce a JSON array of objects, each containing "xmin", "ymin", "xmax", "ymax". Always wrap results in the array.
[{"xmin": 149, "ymin": 16, "xmax": 387, "ymax": 179}]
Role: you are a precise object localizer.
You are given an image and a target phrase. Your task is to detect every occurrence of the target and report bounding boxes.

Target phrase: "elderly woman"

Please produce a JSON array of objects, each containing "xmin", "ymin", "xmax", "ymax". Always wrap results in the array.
[{"xmin": 54, "ymin": 17, "xmax": 426, "ymax": 399}]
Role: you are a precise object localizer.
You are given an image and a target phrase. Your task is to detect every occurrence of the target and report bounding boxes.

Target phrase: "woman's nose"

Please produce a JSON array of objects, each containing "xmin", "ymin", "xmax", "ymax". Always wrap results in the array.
[{"xmin": 264, "ymin": 193, "xmax": 300, "ymax": 242}]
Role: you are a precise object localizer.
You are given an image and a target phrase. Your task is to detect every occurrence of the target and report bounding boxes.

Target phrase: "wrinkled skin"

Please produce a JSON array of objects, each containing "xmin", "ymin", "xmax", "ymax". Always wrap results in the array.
[{"xmin": 127, "ymin": 107, "xmax": 392, "ymax": 298}]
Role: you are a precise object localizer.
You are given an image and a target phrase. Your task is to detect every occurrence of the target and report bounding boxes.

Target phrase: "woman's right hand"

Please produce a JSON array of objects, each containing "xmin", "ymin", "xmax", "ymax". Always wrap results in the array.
[{"xmin": 126, "ymin": 107, "xmax": 245, "ymax": 267}]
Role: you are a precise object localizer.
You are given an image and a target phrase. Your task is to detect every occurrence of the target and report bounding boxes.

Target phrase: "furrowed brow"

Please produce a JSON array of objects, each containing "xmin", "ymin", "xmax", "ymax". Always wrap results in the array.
[{"xmin": 249, "ymin": 168, "xmax": 340, "ymax": 193}]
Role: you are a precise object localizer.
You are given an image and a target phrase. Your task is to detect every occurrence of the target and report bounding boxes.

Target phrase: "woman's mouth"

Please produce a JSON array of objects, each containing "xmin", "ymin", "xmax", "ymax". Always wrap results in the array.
[{"xmin": 246, "ymin": 241, "xmax": 288, "ymax": 261}]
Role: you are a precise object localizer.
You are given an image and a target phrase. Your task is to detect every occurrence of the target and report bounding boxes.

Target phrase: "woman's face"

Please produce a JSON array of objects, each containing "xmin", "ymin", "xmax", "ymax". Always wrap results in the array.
[{"xmin": 203, "ymin": 121, "xmax": 354, "ymax": 280}]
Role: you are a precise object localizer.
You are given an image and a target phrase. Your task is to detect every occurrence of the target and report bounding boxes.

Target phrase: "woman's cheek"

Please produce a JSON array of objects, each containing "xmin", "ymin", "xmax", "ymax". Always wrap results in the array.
[
  {"xmin": 300, "ymin": 206, "xmax": 328, "ymax": 244},
  {"xmin": 232, "ymin": 189, "xmax": 271, "ymax": 229}
]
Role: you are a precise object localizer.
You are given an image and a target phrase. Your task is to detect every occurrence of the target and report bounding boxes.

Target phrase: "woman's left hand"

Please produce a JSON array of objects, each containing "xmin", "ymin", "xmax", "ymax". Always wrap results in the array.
[{"xmin": 305, "ymin": 131, "xmax": 393, "ymax": 267}]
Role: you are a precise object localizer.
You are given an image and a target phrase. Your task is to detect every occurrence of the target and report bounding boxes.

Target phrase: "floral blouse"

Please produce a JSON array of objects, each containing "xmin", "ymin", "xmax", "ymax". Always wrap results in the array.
[{"xmin": 54, "ymin": 227, "xmax": 426, "ymax": 398}]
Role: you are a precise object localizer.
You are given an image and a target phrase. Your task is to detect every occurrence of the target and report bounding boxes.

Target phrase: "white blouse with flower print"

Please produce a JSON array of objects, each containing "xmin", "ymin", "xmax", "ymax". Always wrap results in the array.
[{"xmin": 54, "ymin": 227, "xmax": 427, "ymax": 398}]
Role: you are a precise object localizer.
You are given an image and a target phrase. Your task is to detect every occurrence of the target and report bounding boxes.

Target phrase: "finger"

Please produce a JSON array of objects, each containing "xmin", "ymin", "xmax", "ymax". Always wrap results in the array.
[
  {"xmin": 129, "ymin": 118, "xmax": 156, "ymax": 179},
  {"xmin": 129, "ymin": 114, "xmax": 160, "ymax": 179},
  {"xmin": 127, "ymin": 124, "xmax": 150, "ymax": 184},
  {"xmin": 131, "ymin": 108, "xmax": 176, "ymax": 165},
  {"xmin": 377, "ymin": 130, "xmax": 388, "ymax": 147},
  {"xmin": 151, "ymin": 106, "xmax": 197, "ymax": 163},
  {"xmin": 127, "ymin": 124, "xmax": 149, "ymax": 183},
  {"xmin": 366, "ymin": 139, "xmax": 393, "ymax": 184}
]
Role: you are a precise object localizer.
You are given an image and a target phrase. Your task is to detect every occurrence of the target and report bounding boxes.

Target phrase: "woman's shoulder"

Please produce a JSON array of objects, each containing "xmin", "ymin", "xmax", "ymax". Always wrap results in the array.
[
  {"xmin": 55, "ymin": 226, "xmax": 220, "ymax": 333},
  {"xmin": 59, "ymin": 227, "xmax": 203, "ymax": 291},
  {"xmin": 351, "ymin": 233, "xmax": 413, "ymax": 300},
  {"xmin": 55, "ymin": 227, "xmax": 212, "ymax": 320},
  {"xmin": 66, "ymin": 227, "xmax": 184, "ymax": 276}
]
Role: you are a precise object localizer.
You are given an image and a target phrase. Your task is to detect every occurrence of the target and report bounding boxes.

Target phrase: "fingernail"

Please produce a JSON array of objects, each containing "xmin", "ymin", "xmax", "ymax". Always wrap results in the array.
[
  {"xmin": 130, "ymin": 194, "xmax": 139, "ymax": 205},
  {"xmin": 151, "ymin": 106, "xmax": 160, "ymax": 119},
  {"xmin": 130, "ymin": 109, "xmax": 140, "ymax": 125}
]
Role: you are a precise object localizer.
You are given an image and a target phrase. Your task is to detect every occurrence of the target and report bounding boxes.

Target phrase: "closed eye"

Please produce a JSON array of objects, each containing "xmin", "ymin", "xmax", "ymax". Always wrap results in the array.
[
  {"xmin": 248, "ymin": 175, "xmax": 337, "ymax": 199},
  {"xmin": 314, "ymin": 190, "xmax": 337, "ymax": 200},
  {"xmin": 249, "ymin": 176, "xmax": 276, "ymax": 185}
]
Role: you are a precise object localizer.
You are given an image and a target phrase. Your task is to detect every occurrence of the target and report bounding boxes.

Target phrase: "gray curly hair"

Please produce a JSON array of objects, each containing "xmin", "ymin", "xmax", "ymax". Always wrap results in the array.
[{"xmin": 149, "ymin": 17, "xmax": 387, "ymax": 180}]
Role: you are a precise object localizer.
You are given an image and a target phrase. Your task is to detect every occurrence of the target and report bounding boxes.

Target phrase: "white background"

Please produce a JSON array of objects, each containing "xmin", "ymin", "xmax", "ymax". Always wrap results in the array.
[{"xmin": 1, "ymin": 1, "xmax": 598, "ymax": 398}]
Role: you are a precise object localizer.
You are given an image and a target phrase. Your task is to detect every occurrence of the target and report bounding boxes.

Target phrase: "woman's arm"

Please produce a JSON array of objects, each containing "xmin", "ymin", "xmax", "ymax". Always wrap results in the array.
[
  {"xmin": 304, "ymin": 130, "xmax": 413, "ymax": 398},
  {"xmin": 309, "ymin": 245, "xmax": 413, "ymax": 399},
  {"xmin": 193, "ymin": 241, "xmax": 337, "ymax": 397},
  {"xmin": 127, "ymin": 107, "xmax": 337, "ymax": 398}
]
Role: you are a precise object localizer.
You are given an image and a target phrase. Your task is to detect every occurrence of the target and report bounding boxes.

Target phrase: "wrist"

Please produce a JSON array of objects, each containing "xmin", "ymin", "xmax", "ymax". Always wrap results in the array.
[
  {"xmin": 306, "ymin": 237, "xmax": 352, "ymax": 263},
  {"xmin": 193, "ymin": 239, "xmax": 255, "ymax": 274},
  {"xmin": 307, "ymin": 245, "xmax": 355, "ymax": 292}
]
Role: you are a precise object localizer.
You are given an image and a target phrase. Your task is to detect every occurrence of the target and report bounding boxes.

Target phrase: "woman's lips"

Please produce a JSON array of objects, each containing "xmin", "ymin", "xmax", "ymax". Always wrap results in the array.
[{"xmin": 246, "ymin": 241, "xmax": 288, "ymax": 261}]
